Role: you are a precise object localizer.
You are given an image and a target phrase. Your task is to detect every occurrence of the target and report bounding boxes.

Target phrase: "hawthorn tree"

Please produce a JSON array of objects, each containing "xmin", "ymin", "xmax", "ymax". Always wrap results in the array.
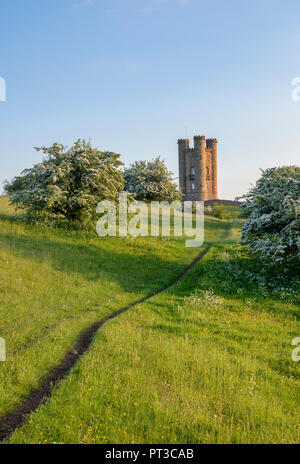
[
  {"xmin": 5, "ymin": 139, "xmax": 125, "ymax": 222},
  {"xmin": 123, "ymin": 157, "xmax": 181, "ymax": 202},
  {"xmin": 239, "ymin": 166, "xmax": 300, "ymax": 265}
]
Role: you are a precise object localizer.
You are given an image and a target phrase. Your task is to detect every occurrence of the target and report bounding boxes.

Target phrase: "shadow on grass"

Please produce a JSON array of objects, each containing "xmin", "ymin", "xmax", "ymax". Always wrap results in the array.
[
  {"xmin": 0, "ymin": 229, "xmax": 192, "ymax": 295},
  {"xmin": 0, "ymin": 212, "xmax": 23, "ymax": 224}
]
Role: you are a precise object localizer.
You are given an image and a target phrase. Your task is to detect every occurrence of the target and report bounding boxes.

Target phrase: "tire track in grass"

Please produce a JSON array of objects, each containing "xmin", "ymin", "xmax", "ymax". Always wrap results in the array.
[{"xmin": 0, "ymin": 246, "xmax": 211, "ymax": 442}]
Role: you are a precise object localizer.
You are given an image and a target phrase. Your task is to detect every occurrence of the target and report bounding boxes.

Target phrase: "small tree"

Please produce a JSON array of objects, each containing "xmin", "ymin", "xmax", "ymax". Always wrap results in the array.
[
  {"xmin": 123, "ymin": 157, "xmax": 181, "ymax": 202},
  {"xmin": 239, "ymin": 166, "xmax": 300, "ymax": 265},
  {"xmin": 5, "ymin": 139, "xmax": 125, "ymax": 223}
]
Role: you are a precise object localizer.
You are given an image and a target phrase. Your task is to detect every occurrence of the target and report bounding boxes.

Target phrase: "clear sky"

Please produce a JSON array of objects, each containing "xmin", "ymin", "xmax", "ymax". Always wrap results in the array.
[{"xmin": 1, "ymin": 0, "xmax": 300, "ymax": 199}]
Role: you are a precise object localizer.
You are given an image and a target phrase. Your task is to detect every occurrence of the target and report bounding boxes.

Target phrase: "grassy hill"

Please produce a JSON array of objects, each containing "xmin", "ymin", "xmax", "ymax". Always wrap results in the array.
[{"xmin": 0, "ymin": 197, "xmax": 299, "ymax": 444}]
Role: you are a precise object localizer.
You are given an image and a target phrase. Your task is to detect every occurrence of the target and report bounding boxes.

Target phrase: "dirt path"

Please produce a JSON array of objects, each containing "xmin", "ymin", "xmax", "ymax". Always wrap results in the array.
[{"xmin": 0, "ymin": 246, "xmax": 211, "ymax": 443}]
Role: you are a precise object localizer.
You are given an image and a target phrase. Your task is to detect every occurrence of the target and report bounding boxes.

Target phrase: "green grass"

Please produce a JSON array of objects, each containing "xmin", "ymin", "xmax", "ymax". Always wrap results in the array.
[
  {"xmin": 1, "ymin": 197, "xmax": 299, "ymax": 444},
  {"xmin": 0, "ymin": 197, "xmax": 231, "ymax": 419}
]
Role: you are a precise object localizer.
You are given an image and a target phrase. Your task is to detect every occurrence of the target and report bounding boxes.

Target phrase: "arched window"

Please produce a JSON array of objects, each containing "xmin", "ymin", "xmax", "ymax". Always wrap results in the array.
[
  {"xmin": 191, "ymin": 183, "xmax": 195, "ymax": 191},
  {"xmin": 191, "ymin": 167, "xmax": 195, "ymax": 176},
  {"xmin": 206, "ymin": 167, "xmax": 210, "ymax": 177}
]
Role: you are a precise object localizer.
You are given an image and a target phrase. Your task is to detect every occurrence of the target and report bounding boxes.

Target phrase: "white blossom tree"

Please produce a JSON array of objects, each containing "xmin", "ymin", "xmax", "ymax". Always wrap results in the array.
[
  {"xmin": 239, "ymin": 166, "xmax": 300, "ymax": 265},
  {"xmin": 5, "ymin": 139, "xmax": 125, "ymax": 223},
  {"xmin": 123, "ymin": 157, "xmax": 181, "ymax": 202}
]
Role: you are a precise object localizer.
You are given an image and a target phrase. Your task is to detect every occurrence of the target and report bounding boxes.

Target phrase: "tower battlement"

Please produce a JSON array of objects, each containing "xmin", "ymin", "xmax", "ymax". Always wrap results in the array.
[
  {"xmin": 206, "ymin": 138, "xmax": 217, "ymax": 148},
  {"xmin": 193, "ymin": 135, "xmax": 206, "ymax": 140},
  {"xmin": 178, "ymin": 134, "xmax": 218, "ymax": 201}
]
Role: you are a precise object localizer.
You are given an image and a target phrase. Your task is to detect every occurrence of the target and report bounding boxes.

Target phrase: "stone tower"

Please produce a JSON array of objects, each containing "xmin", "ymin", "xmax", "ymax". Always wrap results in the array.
[{"xmin": 178, "ymin": 135, "xmax": 218, "ymax": 201}]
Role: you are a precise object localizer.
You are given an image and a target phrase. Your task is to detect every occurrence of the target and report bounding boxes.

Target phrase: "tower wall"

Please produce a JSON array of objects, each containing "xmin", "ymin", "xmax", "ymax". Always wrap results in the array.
[
  {"xmin": 178, "ymin": 134, "xmax": 218, "ymax": 201},
  {"xmin": 211, "ymin": 139, "xmax": 218, "ymax": 199},
  {"xmin": 178, "ymin": 139, "xmax": 189, "ymax": 195}
]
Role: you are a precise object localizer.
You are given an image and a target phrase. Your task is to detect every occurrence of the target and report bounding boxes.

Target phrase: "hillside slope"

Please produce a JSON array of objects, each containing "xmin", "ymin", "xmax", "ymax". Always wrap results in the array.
[{"xmin": 1, "ymin": 198, "xmax": 298, "ymax": 444}]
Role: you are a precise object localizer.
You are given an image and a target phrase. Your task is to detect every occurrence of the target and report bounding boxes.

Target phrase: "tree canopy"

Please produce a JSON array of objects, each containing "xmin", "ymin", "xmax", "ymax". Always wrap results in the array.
[
  {"xmin": 123, "ymin": 157, "xmax": 181, "ymax": 202},
  {"xmin": 5, "ymin": 139, "xmax": 125, "ymax": 222},
  {"xmin": 239, "ymin": 166, "xmax": 300, "ymax": 265}
]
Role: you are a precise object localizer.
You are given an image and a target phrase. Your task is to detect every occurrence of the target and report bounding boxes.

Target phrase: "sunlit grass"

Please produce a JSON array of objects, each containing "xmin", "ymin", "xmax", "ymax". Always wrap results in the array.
[
  {"xmin": 0, "ymin": 196, "xmax": 232, "ymax": 419},
  {"xmin": 8, "ymin": 243, "xmax": 299, "ymax": 445},
  {"xmin": 1, "ymin": 196, "xmax": 298, "ymax": 444}
]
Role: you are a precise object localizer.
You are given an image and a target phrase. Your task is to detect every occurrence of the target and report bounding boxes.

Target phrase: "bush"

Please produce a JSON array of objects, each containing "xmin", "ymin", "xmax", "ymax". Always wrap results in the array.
[
  {"xmin": 123, "ymin": 157, "xmax": 181, "ymax": 202},
  {"xmin": 238, "ymin": 166, "xmax": 300, "ymax": 265},
  {"xmin": 205, "ymin": 204, "xmax": 230, "ymax": 219},
  {"xmin": 4, "ymin": 139, "xmax": 125, "ymax": 224}
]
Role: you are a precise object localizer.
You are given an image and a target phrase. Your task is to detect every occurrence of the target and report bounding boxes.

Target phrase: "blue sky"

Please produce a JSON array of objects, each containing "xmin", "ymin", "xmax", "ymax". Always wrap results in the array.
[{"xmin": 1, "ymin": 0, "xmax": 300, "ymax": 199}]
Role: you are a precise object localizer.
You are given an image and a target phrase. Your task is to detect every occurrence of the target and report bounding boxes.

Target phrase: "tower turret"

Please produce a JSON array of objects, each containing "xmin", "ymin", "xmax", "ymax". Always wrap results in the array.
[
  {"xmin": 178, "ymin": 139, "xmax": 189, "ymax": 195},
  {"xmin": 210, "ymin": 139, "xmax": 218, "ymax": 199},
  {"xmin": 178, "ymin": 134, "xmax": 218, "ymax": 201},
  {"xmin": 194, "ymin": 136, "xmax": 207, "ymax": 198}
]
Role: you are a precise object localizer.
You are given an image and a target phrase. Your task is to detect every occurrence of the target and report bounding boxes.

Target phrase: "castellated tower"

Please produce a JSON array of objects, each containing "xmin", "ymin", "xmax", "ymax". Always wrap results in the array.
[{"xmin": 178, "ymin": 135, "xmax": 218, "ymax": 201}]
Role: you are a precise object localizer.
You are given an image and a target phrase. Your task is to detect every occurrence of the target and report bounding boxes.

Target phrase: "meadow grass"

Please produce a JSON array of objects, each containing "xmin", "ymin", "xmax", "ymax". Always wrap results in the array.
[
  {"xmin": 0, "ymin": 196, "xmax": 231, "ymax": 420},
  {"xmin": 1, "ymin": 197, "xmax": 298, "ymax": 444}
]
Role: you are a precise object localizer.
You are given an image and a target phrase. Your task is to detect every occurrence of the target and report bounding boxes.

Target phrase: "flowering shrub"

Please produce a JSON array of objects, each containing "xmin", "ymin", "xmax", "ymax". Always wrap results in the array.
[
  {"xmin": 123, "ymin": 157, "xmax": 181, "ymax": 202},
  {"xmin": 218, "ymin": 257, "xmax": 298, "ymax": 301},
  {"xmin": 4, "ymin": 140, "xmax": 125, "ymax": 223},
  {"xmin": 239, "ymin": 166, "xmax": 300, "ymax": 265}
]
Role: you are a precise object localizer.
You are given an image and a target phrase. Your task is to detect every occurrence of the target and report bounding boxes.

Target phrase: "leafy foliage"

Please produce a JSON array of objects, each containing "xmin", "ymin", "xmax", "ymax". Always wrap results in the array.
[
  {"xmin": 123, "ymin": 157, "xmax": 181, "ymax": 202},
  {"xmin": 205, "ymin": 204, "xmax": 231, "ymax": 219},
  {"xmin": 239, "ymin": 166, "xmax": 300, "ymax": 265},
  {"xmin": 4, "ymin": 140, "xmax": 125, "ymax": 223}
]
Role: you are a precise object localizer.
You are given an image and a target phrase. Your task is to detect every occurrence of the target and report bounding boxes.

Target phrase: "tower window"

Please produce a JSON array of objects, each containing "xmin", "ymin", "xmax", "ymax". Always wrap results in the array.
[
  {"xmin": 192, "ymin": 183, "xmax": 195, "ymax": 191},
  {"xmin": 190, "ymin": 167, "xmax": 195, "ymax": 175}
]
